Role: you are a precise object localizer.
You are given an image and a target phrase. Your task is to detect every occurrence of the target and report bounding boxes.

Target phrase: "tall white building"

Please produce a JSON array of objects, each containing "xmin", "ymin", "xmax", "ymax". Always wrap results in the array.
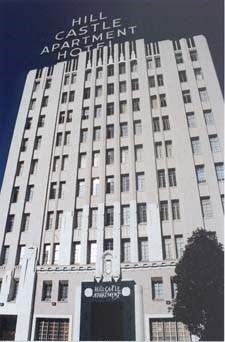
[{"xmin": 0, "ymin": 35, "xmax": 223, "ymax": 341}]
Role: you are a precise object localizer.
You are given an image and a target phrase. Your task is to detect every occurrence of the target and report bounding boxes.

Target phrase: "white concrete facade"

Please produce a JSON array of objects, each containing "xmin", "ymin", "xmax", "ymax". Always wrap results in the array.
[{"xmin": 0, "ymin": 35, "xmax": 223, "ymax": 341}]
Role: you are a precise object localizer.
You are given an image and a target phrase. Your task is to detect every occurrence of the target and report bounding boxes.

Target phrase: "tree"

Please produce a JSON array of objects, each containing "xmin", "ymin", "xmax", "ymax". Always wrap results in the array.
[{"xmin": 173, "ymin": 228, "xmax": 224, "ymax": 341}]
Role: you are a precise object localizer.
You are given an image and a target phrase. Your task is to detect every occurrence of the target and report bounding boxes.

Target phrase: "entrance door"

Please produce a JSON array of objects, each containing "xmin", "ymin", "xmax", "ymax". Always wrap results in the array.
[{"xmin": 91, "ymin": 302, "xmax": 123, "ymax": 341}]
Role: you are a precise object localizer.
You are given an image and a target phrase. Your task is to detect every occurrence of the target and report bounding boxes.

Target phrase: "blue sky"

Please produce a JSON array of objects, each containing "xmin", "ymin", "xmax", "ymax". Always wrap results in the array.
[{"xmin": 0, "ymin": 0, "xmax": 223, "ymax": 189}]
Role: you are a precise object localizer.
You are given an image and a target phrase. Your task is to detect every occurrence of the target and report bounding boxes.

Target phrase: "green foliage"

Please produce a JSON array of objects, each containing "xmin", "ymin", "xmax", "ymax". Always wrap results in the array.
[{"xmin": 173, "ymin": 228, "xmax": 224, "ymax": 341}]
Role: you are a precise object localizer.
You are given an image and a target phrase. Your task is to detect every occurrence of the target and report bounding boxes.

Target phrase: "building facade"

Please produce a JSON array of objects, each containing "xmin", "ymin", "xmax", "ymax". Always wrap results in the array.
[{"xmin": 0, "ymin": 35, "xmax": 223, "ymax": 341}]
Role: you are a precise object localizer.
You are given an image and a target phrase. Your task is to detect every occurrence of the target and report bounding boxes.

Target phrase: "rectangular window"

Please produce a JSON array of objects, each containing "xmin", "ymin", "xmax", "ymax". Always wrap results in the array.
[
  {"xmin": 137, "ymin": 203, "xmax": 147, "ymax": 224},
  {"xmin": 96, "ymin": 67, "xmax": 103, "ymax": 79},
  {"xmin": 136, "ymin": 172, "xmax": 144, "ymax": 191},
  {"xmin": 34, "ymin": 136, "xmax": 42, "ymax": 150},
  {"xmin": 107, "ymin": 65, "xmax": 114, "ymax": 76},
  {"xmin": 66, "ymin": 110, "xmax": 72, "ymax": 122},
  {"xmin": 204, "ymin": 110, "xmax": 214, "ymax": 126},
  {"xmin": 196, "ymin": 165, "xmax": 206, "ymax": 183},
  {"xmin": 21, "ymin": 213, "xmax": 30, "ymax": 232},
  {"xmin": 190, "ymin": 50, "xmax": 198, "ymax": 61},
  {"xmin": 53, "ymin": 243, "xmax": 60, "ymax": 265},
  {"xmin": 121, "ymin": 205, "xmax": 130, "ymax": 226},
  {"xmin": 11, "ymin": 279, "xmax": 19, "ymax": 301},
  {"xmin": 179, "ymin": 70, "xmax": 187, "ymax": 83},
  {"xmin": 38, "ymin": 115, "xmax": 45, "ymax": 128},
  {"xmin": 17, "ymin": 245, "xmax": 25, "ymax": 265},
  {"xmin": 121, "ymin": 239, "xmax": 131, "ymax": 262},
  {"xmin": 163, "ymin": 236, "xmax": 172, "ymax": 260},
  {"xmin": 92, "ymin": 178, "xmax": 100, "ymax": 196},
  {"xmin": 58, "ymin": 281, "xmax": 68, "ymax": 302},
  {"xmin": 130, "ymin": 60, "xmax": 137, "ymax": 72},
  {"xmin": 90, "ymin": 208, "xmax": 98, "ymax": 228},
  {"xmin": 191, "ymin": 137, "xmax": 201, "ymax": 155},
  {"xmin": 153, "ymin": 118, "xmax": 160, "ymax": 132},
  {"xmin": 105, "ymin": 207, "xmax": 114, "ymax": 226},
  {"xmin": 59, "ymin": 111, "xmax": 65, "ymax": 124},
  {"xmin": 175, "ymin": 52, "xmax": 183, "ymax": 64},
  {"xmin": 11, "ymin": 187, "xmax": 19, "ymax": 203},
  {"xmin": 25, "ymin": 117, "xmax": 32, "ymax": 130},
  {"xmin": 77, "ymin": 180, "xmax": 85, "ymax": 197},
  {"xmin": 209, "ymin": 135, "xmax": 220, "ymax": 153},
  {"xmin": 132, "ymin": 98, "xmax": 140, "ymax": 111},
  {"xmin": 1, "ymin": 246, "xmax": 9, "ymax": 265},
  {"xmin": 134, "ymin": 120, "xmax": 142, "ymax": 135},
  {"xmin": 147, "ymin": 58, "xmax": 153, "ymax": 69},
  {"xmin": 106, "ymin": 149, "xmax": 114, "ymax": 165},
  {"xmin": 215, "ymin": 163, "xmax": 224, "ymax": 181},
  {"xmin": 150, "ymin": 319, "xmax": 191, "ymax": 341},
  {"xmin": 106, "ymin": 176, "xmax": 114, "ymax": 194},
  {"xmin": 171, "ymin": 278, "xmax": 178, "ymax": 299},
  {"xmin": 26, "ymin": 185, "xmax": 34, "ymax": 202},
  {"xmin": 119, "ymin": 63, "xmax": 126, "ymax": 74},
  {"xmin": 53, "ymin": 156, "xmax": 60, "ymax": 172},
  {"xmin": 45, "ymin": 79, "xmax": 52, "ymax": 89},
  {"xmin": 150, "ymin": 95, "xmax": 157, "ymax": 109},
  {"xmin": 93, "ymin": 127, "xmax": 101, "ymax": 141},
  {"xmin": 155, "ymin": 142, "xmax": 163, "ymax": 159},
  {"xmin": 64, "ymin": 132, "xmax": 70, "ymax": 145},
  {"xmin": 72, "ymin": 243, "xmax": 80, "ymax": 264},
  {"xmin": 21, "ymin": 138, "xmax": 28, "ymax": 152},
  {"xmin": 61, "ymin": 155, "xmax": 68, "ymax": 171},
  {"xmin": 56, "ymin": 211, "xmax": 63, "ymax": 230},
  {"xmin": 64, "ymin": 74, "xmax": 70, "ymax": 85},
  {"xmin": 85, "ymin": 70, "xmax": 91, "ymax": 81},
  {"xmin": 119, "ymin": 81, "xmax": 126, "ymax": 93},
  {"xmin": 187, "ymin": 112, "xmax": 196, "ymax": 128},
  {"xmin": 158, "ymin": 170, "xmax": 166, "ymax": 188},
  {"xmin": 71, "ymin": 73, "xmax": 76, "ymax": 84},
  {"xmin": 33, "ymin": 81, "xmax": 40, "ymax": 92},
  {"xmin": 194, "ymin": 68, "xmax": 204, "ymax": 81},
  {"xmin": 162, "ymin": 116, "xmax": 170, "ymax": 130},
  {"xmin": 152, "ymin": 279, "xmax": 163, "ymax": 299},
  {"xmin": 80, "ymin": 129, "xmax": 88, "ymax": 143},
  {"xmin": 82, "ymin": 107, "xmax": 89, "ymax": 120},
  {"xmin": 61, "ymin": 92, "xmax": 67, "ymax": 103},
  {"xmin": 46, "ymin": 211, "xmax": 54, "ymax": 230},
  {"xmin": 155, "ymin": 56, "xmax": 161, "ymax": 68},
  {"xmin": 6, "ymin": 214, "xmax": 15, "ymax": 232},
  {"xmin": 58, "ymin": 181, "xmax": 66, "ymax": 199},
  {"xmin": 42, "ymin": 96, "xmax": 48, "ymax": 107},
  {"xmin": 172, "ymin": 200, "xmax": 180, "ymax": 220},
  {"xmin": 168, "ymin": 168, "xmax": 177, "ymax": 187},
  {"xmin": 121, "ymin": 174, "xmax": 130, "ymax": 192},
  {"xmin": 131, "ymin": 79, "xmax": 139, "ymax": 91},
  {"xmin": 120, "ymin": 147, "xmax": 128, "ymax": 164},
  {"xmin": 157, "ymin": 74, "xmax": 164, "ymax": 86},
  {"xmin": 107, "ymin": 103, "xmax": 114, "ymax": 115},
  {"xmin": 160, "ymin": 94, "xmax": 167, "ymax": 107},
  {"xmin": 149, "ymin": 76, "xmax": 155, "ymax": 88},
  {"xmin": 201, "ymin": 197, "xmax": 213, "ymax": 218},
  {"xmin": 199, "ymin": 88, "xmax": 209, "ymax": 102},
  {"xmin": 16, "ymin": 161, "xmax": 24, "ymax": 176},
  {"xmin": 35, "ymin": 318, "xmax": 69, "ymax": 341},
  {"xmin": 75, "ymin": 209, "xmax": 83, "ymax": 228},
  {"xmin": 138, "ymin": 238, "xmax": 149, "ymax": 261},
  {"xmin": 160, "ymin": 201, "xmax": 169, "ymax": 221},
  {"xmin": 43, "ymin": 244, "xmax": 51, "ymax": 264},
  {"xmin": 42, "ymin": 281, "xmax": 52, "ymax": 301},
  {"xmin": 79, "ymin": 153, "xmax": 87, "ymax": 169},
  {"xmin": 120, "ymin": 122, "xmax": 128, "ymax": 137},
  {"xmin": 83, "ymin": 88, "xmax": 90, "ymax": 99},
  {"xmin": 30, "ymin": 159, "xmax": 38, "ymax": 175},
  {"xmin": 104, "ymin": 239, "xmax": 113, "ymax": 251},
  {"xmin": 95, "ymin": 85, "xmax": 102, "ymax": 97},
  {"xmin": 29, "ymin": 98, "xmax": 36, "ymax": 110},
  {"xmin": 94, "ymin": 105, "xmax": 102, "ymax": 118},
  {"xmin": 56, "ymin": 133, "xmax": 63, "ymax": 147},
  {"xmin": 135, "ymin": 145, "xmax": 143, "ymax": 162},
  {"xmin": 92, "ymin": 151, "xmax": 100, "ymax": 167},
  {"xmin": 106, "ymin": 124, "xmax": 114, "ymax": 139},
  {"xmin": 120, "ymin": 100, "xmax": 127, "ymax": 114},
  {"xmin": 175, "ymin": 235, "xmax": 184, "ymax": 258},
  {"xmin": 183, "ymin": 90, "xmax": 192, "ymax": 104},
  {"xmin": 88, "ymin": 241, "xmax": 97, "ymax": 264},
  {"xmin": 49, "ymin": 182, "xmax": 57, "ymax": 199}
]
